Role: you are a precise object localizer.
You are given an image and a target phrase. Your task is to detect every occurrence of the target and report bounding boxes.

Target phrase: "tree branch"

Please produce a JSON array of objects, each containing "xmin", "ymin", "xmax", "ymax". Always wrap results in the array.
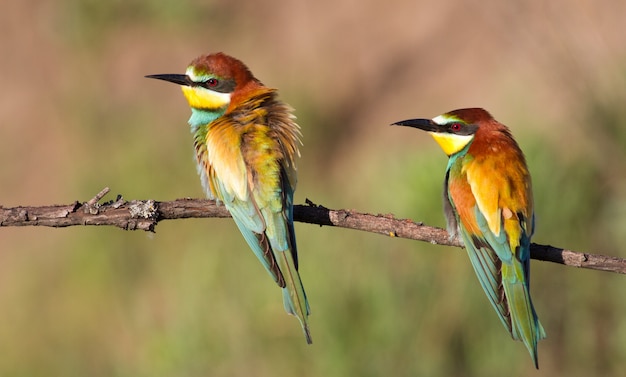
[{"xmin": 1, "ymin": 188, "xmax": 624, "ymax": 275}]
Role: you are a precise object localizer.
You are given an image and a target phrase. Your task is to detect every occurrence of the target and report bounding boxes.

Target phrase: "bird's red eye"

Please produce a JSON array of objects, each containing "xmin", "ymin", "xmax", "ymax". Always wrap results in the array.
[
  {"xmin": 450, "ymin": 123, "xmax": 462, "ymax": 132},
  {"xmin": 207, "ymin": 78, "xmax": 219, "ymax": 87}
]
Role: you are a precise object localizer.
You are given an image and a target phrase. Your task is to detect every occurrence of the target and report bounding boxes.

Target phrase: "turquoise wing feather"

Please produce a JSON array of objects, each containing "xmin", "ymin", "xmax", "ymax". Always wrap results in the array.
[
  {"xmin": 457, "ymin": 219, "xmax": 511, "ymax": 331},
  {"xmin": 198, "ymin": 101, "xmax": 311, "ymax": 343},
  {"xmin": 250, "ymin": 153, "xmax": 311, "ymax": 339},
  {"xmin": 457, "ymin": 199, "xmax": 546, "ymax": 367},
  {"xmin": 207, "ymin": 162, "xmax": 284, "ymax": 284}
]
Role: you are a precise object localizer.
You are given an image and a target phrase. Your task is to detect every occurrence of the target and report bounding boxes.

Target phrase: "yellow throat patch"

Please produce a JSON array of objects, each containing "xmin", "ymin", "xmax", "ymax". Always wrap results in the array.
[
  {"xmin": 181, "ymin": 86, "xmax": 231, "ymax": 110},
  {"xmin": 429, "ymin": 132, "xmax": 474, "ymax": 156}
]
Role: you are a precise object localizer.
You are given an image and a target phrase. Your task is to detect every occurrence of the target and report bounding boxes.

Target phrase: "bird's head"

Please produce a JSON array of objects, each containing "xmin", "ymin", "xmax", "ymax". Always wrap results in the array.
[
  {"xmin": 146, "ymin": 52, "xmax": 260, "ymax": 111},
  {"xmin": 393, "ymin": 108, "xmax": 494, "ymax": 156}
]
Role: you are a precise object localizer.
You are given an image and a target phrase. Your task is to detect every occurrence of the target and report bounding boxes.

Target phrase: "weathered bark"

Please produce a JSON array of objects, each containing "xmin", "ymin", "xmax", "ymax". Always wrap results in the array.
[{"xmin": 1, "ymin": 188, "xmax": 624, "ymax": 275}]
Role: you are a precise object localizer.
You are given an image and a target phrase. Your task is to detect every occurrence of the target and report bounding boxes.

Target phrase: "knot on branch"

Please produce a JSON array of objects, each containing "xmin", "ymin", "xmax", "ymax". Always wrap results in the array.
[{"xmin": 128, "ymin": 200, "xmax": 157, "ymax": 219}]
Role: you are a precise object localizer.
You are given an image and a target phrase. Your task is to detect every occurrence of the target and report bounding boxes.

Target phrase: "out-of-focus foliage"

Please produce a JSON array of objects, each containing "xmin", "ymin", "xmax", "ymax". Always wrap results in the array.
[{"xmin": 0, "ymin": 1, "xmax": 625, "ymax": 376}]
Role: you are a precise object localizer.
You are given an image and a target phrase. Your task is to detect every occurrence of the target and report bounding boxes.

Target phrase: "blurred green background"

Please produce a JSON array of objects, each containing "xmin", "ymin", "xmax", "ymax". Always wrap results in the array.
[{"xmin": 1, "ymin": 1, "xmax": 625, "ymax": 376}]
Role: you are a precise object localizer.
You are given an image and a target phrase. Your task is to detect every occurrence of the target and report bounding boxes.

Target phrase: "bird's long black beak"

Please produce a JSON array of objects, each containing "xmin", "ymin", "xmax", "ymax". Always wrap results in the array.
[
  {"xmin": 391, "ymin": 118, "xmax": 438, "ymax": 132},
  {"xmin": 145, "ymin": 74, "xmax": 190, "ymax": 86}
]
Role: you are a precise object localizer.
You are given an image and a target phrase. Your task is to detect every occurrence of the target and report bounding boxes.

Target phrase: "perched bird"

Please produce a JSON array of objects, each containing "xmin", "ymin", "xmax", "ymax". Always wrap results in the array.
[
  {"xmin": 146, "ymin": 52, "xmax": 311, "ymax": 343},
  {"xmin": 393, "ymin": 108, "xmax": 545, "ymax": 367}
]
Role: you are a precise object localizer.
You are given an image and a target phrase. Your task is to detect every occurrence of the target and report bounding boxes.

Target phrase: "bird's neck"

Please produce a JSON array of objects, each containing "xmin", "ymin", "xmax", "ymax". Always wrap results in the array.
[
  {"xmin": 447, "ymin": 141, "xmax": 473, "ymax": 171},
  {"xmin": 188, "ymin": 107, "xmax": 227, "ymax": 133}
]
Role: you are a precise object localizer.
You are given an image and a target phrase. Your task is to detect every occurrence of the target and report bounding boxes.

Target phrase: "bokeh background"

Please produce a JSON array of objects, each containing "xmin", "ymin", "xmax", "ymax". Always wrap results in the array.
[{"xmin": 1, "ymin": 1, "xmax": 626, "ymax": 376}]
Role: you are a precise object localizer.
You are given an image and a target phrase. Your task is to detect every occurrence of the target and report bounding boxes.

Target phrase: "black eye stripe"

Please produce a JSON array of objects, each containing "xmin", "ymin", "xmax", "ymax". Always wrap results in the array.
[
  {"xmin": 193, "ymin": 77, "xmax": 237, "ymax": 93},
  {"xmin": 445, "ymin": 122, "xmax": 478, "ymax": 135}
]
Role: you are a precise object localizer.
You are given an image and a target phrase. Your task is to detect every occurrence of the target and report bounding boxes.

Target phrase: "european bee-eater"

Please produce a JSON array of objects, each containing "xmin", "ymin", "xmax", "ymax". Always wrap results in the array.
[
  {"xmin": 393, "ymin": 108, "xmax": 546, "ymax": 367},
  {"xmin": 146, "ymin": 52, "xmax": 311, "ymax": 343}
]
